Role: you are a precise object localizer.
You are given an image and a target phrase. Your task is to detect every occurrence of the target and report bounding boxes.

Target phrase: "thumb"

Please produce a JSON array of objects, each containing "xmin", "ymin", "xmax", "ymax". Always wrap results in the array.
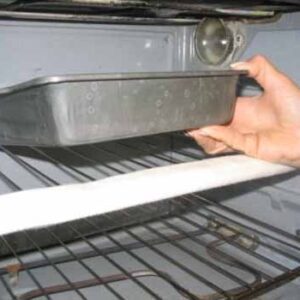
[
  {"xmin": 231, "ymin": 55, "xmax": 290, "ymax": 91},
  {"xmin": 199, "ymin": 126, "xmax": 260, "ymax": 157}
]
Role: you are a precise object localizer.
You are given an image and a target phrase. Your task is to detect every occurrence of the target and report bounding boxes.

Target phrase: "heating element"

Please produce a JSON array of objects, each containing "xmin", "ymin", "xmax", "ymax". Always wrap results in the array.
[{"xmin": 0, "ymin": 133, "xmax": 299, "ymax": 300}]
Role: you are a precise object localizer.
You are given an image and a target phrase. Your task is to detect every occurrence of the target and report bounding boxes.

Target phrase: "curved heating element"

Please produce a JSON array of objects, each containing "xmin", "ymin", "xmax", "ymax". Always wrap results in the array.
[{"xmin": 0, "ymin": 155, "xmax": 293, "ymax": 236}]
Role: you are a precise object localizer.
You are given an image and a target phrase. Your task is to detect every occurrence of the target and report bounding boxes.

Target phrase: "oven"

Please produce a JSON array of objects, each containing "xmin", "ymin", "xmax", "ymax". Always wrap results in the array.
[{"xmin": 0, "ymin": 1, "xmax": 299, "ymax": 300}]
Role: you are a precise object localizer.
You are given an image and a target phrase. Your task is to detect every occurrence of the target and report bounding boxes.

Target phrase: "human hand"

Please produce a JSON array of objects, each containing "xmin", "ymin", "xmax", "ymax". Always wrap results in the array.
[{"xmin": 188, "ymin": 55, "xmax": 300, "ymax": 167}]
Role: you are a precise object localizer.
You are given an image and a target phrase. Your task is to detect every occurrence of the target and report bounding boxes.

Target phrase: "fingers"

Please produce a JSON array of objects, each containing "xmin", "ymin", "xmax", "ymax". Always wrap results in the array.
[
  {"xmin": 187, "ymin": 129, "xmax": 233, "ymax": 155},
  {"xmin": 231, "ymin": 55, "xmax": 290, "ymax": 90},
  {"xmin": 189, "ymin": 126, "xmax": 300, "ymax": 166},
  {"xmin": 194, "ymin": 126, "xmax": 260, "ymax": 158}
]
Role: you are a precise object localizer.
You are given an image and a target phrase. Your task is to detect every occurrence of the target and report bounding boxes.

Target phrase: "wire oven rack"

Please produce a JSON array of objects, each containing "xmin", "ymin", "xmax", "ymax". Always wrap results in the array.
[{"xmin": 0, "ymin": 133, "xmax": 299, "ymax": 300}]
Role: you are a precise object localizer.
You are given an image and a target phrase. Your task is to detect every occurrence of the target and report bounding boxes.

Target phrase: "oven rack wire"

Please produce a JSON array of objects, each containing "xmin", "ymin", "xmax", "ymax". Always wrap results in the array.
[{"xmin": 0, "ymin": 133, "xmax": 299, "ymax": 300}]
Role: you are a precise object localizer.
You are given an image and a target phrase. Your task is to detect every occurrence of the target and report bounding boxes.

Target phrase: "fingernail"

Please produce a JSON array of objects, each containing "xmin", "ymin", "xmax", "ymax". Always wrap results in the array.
[
  {"xmin": 230, "ymin": 62, "xmax": 247, "ymax": 69},
  {"xmin": 197, "ymin": 128, "xmax": 211, "ymax": 136}
]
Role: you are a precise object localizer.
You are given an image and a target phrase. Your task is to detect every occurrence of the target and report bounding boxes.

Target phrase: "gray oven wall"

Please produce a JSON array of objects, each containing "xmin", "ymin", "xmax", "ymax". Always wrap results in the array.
[{"xmin": 0, "ymin": 12, "xmax": 298, "ymax": 88}]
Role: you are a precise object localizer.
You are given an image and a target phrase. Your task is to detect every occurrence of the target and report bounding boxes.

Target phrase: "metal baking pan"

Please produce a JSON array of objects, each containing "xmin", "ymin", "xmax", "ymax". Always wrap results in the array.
[{"xmin": 0, "ymin": 70, "xmax": 244, "ymax": 146}]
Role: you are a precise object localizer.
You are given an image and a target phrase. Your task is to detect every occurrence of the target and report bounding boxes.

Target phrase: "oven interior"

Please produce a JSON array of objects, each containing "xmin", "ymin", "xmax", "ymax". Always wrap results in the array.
[
  {"xmin": 0, "ymin": 133, "xmax": 299, "ymax": 300},
  {"xmin": 0, "ymin": 3, "xmax": 300, "ymax": 300}
]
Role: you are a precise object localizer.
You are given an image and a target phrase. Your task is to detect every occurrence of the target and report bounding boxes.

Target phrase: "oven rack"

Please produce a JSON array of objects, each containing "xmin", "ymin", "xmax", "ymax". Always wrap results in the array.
[
  {"xmin": 0, "ymin": 133, "xmax": 201, "ymax": 194},
  {"xmin": 0, "ymin": 133, "xmax": 299, "ymax": 299}
]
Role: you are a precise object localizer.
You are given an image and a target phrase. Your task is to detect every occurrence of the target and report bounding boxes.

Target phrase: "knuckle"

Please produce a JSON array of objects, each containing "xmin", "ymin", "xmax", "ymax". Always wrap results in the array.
[
  {"xmin": 251, "ymin": 54, "xmax": 267, "ymax": 65},
  {"xmin": 199, "ymin": 141, "xmax": 226, "ymax": 155}
]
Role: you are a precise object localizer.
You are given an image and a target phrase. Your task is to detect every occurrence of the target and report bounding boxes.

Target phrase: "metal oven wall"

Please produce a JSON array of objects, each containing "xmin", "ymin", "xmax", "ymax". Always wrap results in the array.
[{"xmin": 0, "ymin": 11, "xmax": 299, "ymax": 300}]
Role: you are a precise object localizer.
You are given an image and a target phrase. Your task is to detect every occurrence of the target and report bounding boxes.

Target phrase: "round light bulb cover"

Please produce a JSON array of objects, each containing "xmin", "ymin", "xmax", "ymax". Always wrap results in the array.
[{"xmin": 195, "ymin": 18, "xmax": 234, "ymax": 65}]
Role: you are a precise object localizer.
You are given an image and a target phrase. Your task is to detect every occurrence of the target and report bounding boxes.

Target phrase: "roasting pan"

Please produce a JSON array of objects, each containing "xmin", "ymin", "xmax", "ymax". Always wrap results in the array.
[{"xmin": 0, "ymin": 70, "xmax": 244, "ymax": 146}]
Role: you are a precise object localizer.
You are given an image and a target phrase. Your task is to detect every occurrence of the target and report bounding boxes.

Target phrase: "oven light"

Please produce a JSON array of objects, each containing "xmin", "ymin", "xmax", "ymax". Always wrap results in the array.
[{"xmin": 195, "ymin": 18, "xmax": 234, "ymax": 65}]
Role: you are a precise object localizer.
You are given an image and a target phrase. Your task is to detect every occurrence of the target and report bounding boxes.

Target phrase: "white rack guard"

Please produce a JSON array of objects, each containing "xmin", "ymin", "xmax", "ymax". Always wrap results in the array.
[{"xmin": 0, "ymin": 155, "xmax": 294, "ymax": 236}]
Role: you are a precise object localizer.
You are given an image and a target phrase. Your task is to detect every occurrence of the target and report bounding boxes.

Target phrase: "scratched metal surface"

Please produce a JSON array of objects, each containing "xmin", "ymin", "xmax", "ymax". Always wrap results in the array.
[{"xmin": 0, "ymin": 71, "xmax": 240, "ymax": 146}]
